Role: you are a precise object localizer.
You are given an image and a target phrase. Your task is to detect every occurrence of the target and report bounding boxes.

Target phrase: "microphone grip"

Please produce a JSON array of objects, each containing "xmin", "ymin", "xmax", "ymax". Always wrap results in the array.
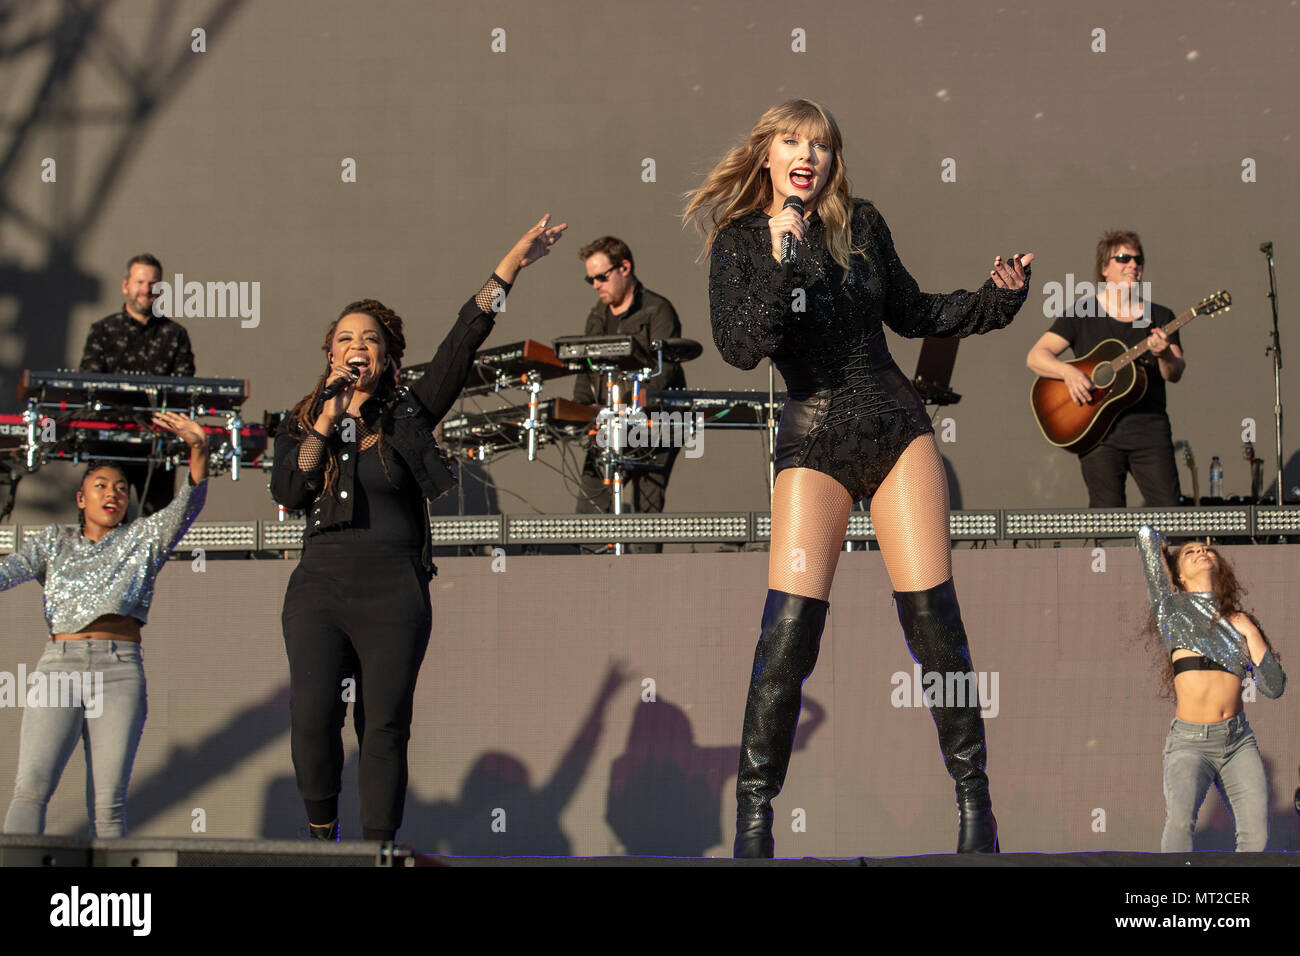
[
  {"xmin": 781, "ymin": 231, "xmax": 797, "ymax": 266},
  {"xmin": 779, "ymin": 194, "xmax": 803, "ymax": 267},
  {"xmin": 319, "ymin": 367, "xmax": 359, "ymax": 401}
]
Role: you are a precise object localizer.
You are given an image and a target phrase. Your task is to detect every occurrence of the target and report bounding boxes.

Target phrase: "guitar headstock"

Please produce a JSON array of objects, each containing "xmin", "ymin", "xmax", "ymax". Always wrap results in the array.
[{"xmin": 1195, "ymin": 290, "xmax": 1231, "ymax": 317}]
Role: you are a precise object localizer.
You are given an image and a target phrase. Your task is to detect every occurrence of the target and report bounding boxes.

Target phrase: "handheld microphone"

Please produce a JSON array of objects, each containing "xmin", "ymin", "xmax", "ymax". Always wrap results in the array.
[
  {"xmin": 781, "ymin": 194, "xmax": 804, "ymax": 266},
  {"xmin": 319, "ymin": 357, "xmax": 365, "ymax": 401},
  {"xmin": 1260, "ymin": 241, "xmax": 1274, "ymax": 257}
]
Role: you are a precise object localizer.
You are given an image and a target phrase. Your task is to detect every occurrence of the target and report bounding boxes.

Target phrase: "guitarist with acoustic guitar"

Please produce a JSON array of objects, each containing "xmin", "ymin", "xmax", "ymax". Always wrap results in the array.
[{"xmin": 1026, "ymin": 230, "xmax": 1186, "ymax": 507}]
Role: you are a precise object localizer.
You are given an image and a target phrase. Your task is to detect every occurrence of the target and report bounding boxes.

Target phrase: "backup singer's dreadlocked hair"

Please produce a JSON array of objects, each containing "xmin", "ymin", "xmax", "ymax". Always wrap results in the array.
[{"xmin": 287, "ymin": 299, "xmax": 407, "ymax": 496}]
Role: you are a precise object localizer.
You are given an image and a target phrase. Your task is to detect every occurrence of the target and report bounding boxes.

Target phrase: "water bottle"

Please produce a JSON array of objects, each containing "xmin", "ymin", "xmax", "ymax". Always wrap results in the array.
[{"xmin": 1209, "ymin": 456, "xmax": 1223, "ymax": 498}]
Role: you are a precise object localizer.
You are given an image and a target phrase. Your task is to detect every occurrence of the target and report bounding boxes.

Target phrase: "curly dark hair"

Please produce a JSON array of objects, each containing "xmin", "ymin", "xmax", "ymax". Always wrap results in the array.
[
  {"xmin": 1141, "ymin": 539, "xmax": 1276, "ymax": 699},
  {"xmin": 286, "ymin": 298, "xmax": 407, "ymax": 496}
]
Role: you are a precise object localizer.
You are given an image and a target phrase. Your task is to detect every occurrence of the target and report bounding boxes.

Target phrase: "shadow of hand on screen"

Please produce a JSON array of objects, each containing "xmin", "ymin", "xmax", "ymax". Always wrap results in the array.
[
  {"xmin": 402, "ymin": 661, "xmax": 631, "ymax": 856},
  {"xmin": 130, "ymin": 682, "xmax": 291, "ymax": 833},
  {"xmin": 603, "ymin": 694, "xmax": 825, "ymax": 857}
]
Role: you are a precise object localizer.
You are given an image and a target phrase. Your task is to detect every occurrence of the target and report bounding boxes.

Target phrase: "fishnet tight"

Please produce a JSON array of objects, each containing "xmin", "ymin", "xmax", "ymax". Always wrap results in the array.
[
  {"xmin": 297, "ymin": 417, "xmax": 381, "ymax": 470},
  {"xmin": 768, "ymin": 434, "xmax": 953, "ymax": 600}
]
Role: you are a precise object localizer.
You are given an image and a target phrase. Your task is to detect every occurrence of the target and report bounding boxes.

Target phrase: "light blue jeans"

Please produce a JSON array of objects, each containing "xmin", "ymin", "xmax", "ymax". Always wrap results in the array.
[
  {"xmin": 1160, "ymin": 712, "xmax": 1269, "ymax": 852},
  {"xmin": 3, "ymin": 639, "xmax": 147, "ymax": 837}
]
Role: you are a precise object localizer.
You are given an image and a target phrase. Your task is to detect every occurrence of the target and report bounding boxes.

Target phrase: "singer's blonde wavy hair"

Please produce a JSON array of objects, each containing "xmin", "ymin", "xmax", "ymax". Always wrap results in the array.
[{"xmin": 683, "ymin": 98, "xmax": 861, "ymax": 275}]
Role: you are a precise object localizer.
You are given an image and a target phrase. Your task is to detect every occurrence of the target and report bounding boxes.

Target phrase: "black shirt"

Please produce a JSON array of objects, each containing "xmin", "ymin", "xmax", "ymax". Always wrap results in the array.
[
  {"xmin": 80, "ymin": 310, "xmax": 196, "ymax": 377},
  {"xmin": 573, "ymin": 281, "xmax": 686, "ymax": 405},
  {"xmin": 349, "ymin": 443, "xmax": 424, "ymax": 548},
  {"xmin": 1047, "ymin": 297, "xmax": 1180, "ymax": 417},
  {"xmin": 304, "ymin": 440, "xmax": 426, "ymax": 557}
]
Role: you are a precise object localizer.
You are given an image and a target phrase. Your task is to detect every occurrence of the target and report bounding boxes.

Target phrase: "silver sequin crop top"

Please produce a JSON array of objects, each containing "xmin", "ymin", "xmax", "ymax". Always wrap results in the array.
[
  {"xmin": 0, "ymin": 478, "xmax": 207, "ymax": 634},
  {"xmin": 1137, "ymin": 525, "xmax": 1285, "ymax": 697}
]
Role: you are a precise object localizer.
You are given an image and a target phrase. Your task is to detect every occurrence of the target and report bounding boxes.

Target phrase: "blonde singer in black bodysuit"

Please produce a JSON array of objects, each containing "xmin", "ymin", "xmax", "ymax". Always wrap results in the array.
[{"xmin": 685, "ymin": 100, "xmax": 1033, "ymax": 857}]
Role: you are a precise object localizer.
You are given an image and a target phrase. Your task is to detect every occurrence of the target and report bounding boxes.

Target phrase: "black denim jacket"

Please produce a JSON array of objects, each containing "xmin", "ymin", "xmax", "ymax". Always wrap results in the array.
[{"xmin": 271, "ymin": 280, "xmax": 503, "ymax": 573}]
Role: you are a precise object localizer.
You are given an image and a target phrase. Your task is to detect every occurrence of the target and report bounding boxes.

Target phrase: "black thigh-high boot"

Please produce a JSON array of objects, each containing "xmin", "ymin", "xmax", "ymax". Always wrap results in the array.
[
  {"xmin": 893, "ymin": 578, "xmax": 998, "ymax": 853},
  {"xmin": 734, "ymin": 589, "xmax": 829, "ymax": 859}
]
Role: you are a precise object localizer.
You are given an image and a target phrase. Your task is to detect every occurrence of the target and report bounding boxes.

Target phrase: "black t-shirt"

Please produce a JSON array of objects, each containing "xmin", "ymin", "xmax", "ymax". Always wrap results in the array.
[
  {"xmin": 1047, "ymin": 297, "xmax": 1180, "ymax": 417},
  {"xmin": 350, "ymin": 442, "xmax": 424, "ymax": 549},
  {"xmin": 306, "ymin": 440, "xmax": 425, "ymax": 556}
]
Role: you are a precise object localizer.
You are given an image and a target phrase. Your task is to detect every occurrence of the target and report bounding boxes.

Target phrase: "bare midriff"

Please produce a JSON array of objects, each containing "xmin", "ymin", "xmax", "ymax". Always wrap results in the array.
[
  {"xmin": 1172, "ymin": 649, "xmax": 1244, "ymax": 723},
  {"xmin": 52, "ymin": 614, "xmax": 142, "ymax": 643}
]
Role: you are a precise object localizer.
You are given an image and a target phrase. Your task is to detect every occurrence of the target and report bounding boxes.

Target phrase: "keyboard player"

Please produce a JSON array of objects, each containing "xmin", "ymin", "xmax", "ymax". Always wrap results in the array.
[
  {"xmin": 573, "ymin": 237, "xmax": 686, "ymax": 552},
  {"xmin": 79, "ymin": 253, "xmax": 197, "ymax": 515}
]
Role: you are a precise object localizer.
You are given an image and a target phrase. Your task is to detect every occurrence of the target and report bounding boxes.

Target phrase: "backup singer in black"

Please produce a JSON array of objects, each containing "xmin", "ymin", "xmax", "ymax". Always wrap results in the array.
[
  {"xmin": 685, "ymin": 99, "xmax": 1033, "ymax": 857},
  {"xmin": 271, "ymin": 216, "xmax": 567, "ymax": 842}
]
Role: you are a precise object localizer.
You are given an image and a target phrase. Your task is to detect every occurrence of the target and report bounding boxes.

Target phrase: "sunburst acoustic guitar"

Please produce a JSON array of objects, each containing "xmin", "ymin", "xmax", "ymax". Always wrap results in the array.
[{"xmin": 1030, "ymin": 290, "xmax": 1231, "ymax": 455}]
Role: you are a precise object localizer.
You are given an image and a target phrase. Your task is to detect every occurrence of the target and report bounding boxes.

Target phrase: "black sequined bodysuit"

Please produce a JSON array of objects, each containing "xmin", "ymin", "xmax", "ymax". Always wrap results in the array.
[{"xmin": 709, "ymin": 199, "xmax": 1031, "ymax": 501}]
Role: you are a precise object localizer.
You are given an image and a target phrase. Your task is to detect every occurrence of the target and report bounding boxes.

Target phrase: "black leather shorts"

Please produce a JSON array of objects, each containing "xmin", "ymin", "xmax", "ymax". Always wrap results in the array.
[{"xmin": 774, "ymin": 361, "xmax": 934, "ymax": 502}]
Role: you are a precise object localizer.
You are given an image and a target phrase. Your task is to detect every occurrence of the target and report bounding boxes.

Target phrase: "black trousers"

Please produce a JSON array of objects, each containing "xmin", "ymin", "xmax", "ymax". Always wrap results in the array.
[
  {"xmin": 281, "ymin": 544, "xmax": 432, "ymax": 833},
  {"xmin": 1078, "ymin": 412, "xmax": 1181, "ymax": 508}
]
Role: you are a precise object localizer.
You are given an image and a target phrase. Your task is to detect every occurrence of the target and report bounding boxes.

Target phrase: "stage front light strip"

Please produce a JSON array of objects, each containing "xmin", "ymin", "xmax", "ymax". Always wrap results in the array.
[
  {"xmin": 1003, "ymin": 507, "xmax": 1252, "ymax": 539},
  {"xmin": 949, "ymin": 511, "xmax": 1000, "ymax": 540},
  {"xmin": 177, "ymin": 522, "xmax": 258, "ymax": 551},
  {"xmin": 428, "ymin": 514, "xmax": 504, "ymax": 545},
  {"xmin": 506, "ymin": 513, "xmax": 750, "ymax": 544},
  {"xmin": 754, "ymin": 511, "xmax": 999, "ymax": 542},
  {"xmin": 260, "ymin": 519, "xmax": 306, "ymax": 550},
  {"xmin": 1, "ymin": 507, "xmax": 1286, "ymax": 558},
  {"xmin": 1254, "ymin": 508, "xmax": 1300, "ymax": 534}
]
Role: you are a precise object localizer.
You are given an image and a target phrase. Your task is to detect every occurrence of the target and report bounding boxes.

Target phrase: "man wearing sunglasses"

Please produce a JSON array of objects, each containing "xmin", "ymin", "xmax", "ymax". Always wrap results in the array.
[
  {"xmin": 1027, "ymin": 230, "xmax": 1186, "ymax": 507},
  {"xmin": 572, "ymin": 237, "xmax": 687, "ymax": 550}
]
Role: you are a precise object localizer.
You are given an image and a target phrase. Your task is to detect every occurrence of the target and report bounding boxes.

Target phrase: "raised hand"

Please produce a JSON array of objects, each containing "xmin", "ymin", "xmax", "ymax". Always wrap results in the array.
[
  {"xmin": 151, "ymin": 410, "xmax": 207, "ymax": 450},
  {"xmin": 990, "ymin": 253, "xmax": 1034, "ymax": 290},
  {"xmin": 152, "ymin": 410, "xmax": 210, "ymax": 482},
  {"xmin": 513, "ymin": 214, "xmax": 569, "ymax": 270}
]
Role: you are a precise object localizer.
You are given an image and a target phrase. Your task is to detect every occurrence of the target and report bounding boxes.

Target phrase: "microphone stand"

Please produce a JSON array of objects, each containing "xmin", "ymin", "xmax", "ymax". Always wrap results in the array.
[{"xmin": 1262, "ymin": 241, "xmax": 1284, "ymax": 504}]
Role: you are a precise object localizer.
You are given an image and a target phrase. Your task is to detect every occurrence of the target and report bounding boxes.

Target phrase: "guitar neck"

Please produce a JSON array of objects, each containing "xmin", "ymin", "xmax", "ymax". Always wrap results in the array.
[{"xmin": 1109, "ymin": 305, "xmax": 1195, "ymax": 371}]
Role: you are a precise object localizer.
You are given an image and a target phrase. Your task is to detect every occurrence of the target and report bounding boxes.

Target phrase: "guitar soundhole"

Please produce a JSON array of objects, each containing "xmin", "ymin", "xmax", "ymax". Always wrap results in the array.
[{"xmin": 1092, "ymin": 363, "xmax": 1115, "ymax": 388}]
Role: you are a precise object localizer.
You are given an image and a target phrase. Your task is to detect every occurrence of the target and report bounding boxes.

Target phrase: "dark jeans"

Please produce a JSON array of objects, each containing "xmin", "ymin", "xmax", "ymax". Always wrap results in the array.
[
  {"xmin": 576, "ymin": 445, "xmax": 679, "ymax": 554},
  {"xmin": 1078, "ymin": 413, "xmax": 1181, "ymax": 507},
  {"xmin": 281, "ymin": 544, "xmax": 431, "ymax": 835}
]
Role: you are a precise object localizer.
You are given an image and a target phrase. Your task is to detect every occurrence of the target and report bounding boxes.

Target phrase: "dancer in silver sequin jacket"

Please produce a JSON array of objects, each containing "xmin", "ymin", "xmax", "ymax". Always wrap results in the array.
[
  {"xmin": 1137, "ymin": 525, "xmax": 1285, "ymax": 851},
  {"xmin": 0, "ymin": 412, "xmax": 208, "ymax": 837}
]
